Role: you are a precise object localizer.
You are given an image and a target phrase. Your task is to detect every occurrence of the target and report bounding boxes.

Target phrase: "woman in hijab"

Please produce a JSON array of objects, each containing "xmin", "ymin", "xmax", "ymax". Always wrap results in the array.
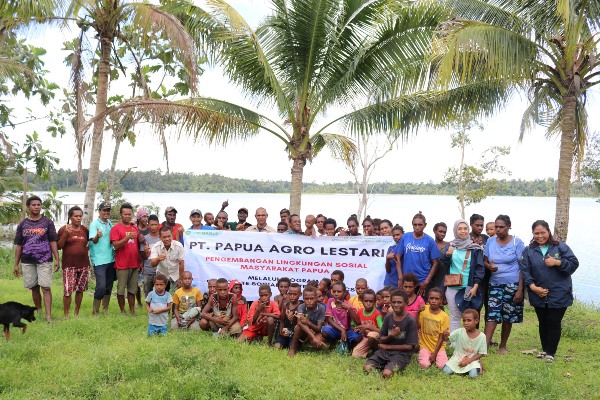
[{"xmin": 443, "ymin": 219, "xmax": 485, "ymax": 331}]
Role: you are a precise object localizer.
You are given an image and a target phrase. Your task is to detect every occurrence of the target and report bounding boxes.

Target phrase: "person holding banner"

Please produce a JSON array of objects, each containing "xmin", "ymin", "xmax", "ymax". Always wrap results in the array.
[{"xmin": 246, "ymin": 208, "xmax": 276, "ymax": 233}]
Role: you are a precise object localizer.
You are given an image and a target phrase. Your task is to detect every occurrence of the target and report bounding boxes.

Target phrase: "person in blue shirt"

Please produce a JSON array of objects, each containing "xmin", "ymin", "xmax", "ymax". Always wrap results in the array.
[
  {"xmin": 394, "ymin": 212, "xmax": 440, "ymax": 297},
  {"xmin": 381, "ymin": 220, "xmax": 402, "ymax": 288}
]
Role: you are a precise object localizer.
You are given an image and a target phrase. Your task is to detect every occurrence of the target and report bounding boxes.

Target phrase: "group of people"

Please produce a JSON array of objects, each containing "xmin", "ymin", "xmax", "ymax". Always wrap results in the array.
[{"xmin": 12, "ymin": 195, "xmax": 579, "ymax": 376}]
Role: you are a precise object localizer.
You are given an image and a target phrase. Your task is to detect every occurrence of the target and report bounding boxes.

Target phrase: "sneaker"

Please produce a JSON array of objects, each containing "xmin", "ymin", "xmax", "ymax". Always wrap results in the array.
[
  {"xmin": 536, "ymin": 351, "xmax": 547, "ymax": 359},
  {"xmin": 544, "ymin": 355, "xmax": 555, "ymax": 363}
]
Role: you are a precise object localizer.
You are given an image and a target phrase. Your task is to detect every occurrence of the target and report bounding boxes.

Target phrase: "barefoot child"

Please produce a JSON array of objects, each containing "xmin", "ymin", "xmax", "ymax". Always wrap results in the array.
[
  {"xmin": 318, "ymin": 282, "xmax": 361, "ymax": 347},
  {"xmin": 442, "ymin": 309, "xmax": 487, "ymax": 377},
  {"xmin": 349, "ymin": 278, "xmax": 368, "ymax": 310},
  {"xmin": 351, "ymin": 289, "xmax": 383, "ymax": 358},
  {"xmin": 417, "ymin": 288, "xmax": 450, "ymax": 369},
  {"xmin": 275, "ymin": 283, "xmax": 302, "ymax": 349},
  {"xmin": 364, "ymin": 289, "xmax": 418, "ymax": 378},
  {"xmin": 199, "ymin": 278, "xmax": 241, "ymax": 336},
  {"xmin": 239, "ymin": 284, "xmax": 280, "ymax": 345},
  {"xmin": 171, "ymin": 271, "xmax": 202, "ymax": 330},
  {"xmin": 402, "ymin": 273, "xmax": 425, "ymax": 319},
  {"xmin": 288, "ymin": 286, "xmax": 326, "ymax": 357},
  {"xmin": 146, "ymin": 274, "xmax": 173, "ymax": 336}
]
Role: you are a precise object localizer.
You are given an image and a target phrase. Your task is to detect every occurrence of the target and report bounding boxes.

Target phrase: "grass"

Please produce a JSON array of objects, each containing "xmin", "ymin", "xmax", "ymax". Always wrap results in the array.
[{"xmin": 1, "ymin": 249, "xmax": 599, "ymax": 399}]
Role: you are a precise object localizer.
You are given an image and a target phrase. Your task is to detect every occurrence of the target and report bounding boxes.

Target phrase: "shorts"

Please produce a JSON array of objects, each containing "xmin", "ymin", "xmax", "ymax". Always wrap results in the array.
[
  {"xmin": 22, "ymin": 262, "xmax": 53, "ymax": 289},
  {"xmin": 487, "ymin": 283, "xmax": 523, "ymax": 323},
  {"xmin": 116, "ymin": 268, "xmax": 139, "ymax": 295},
  {"xmin": 274, "ymin": 332, "xmax": 294, "ymax": 348},
  {"xmin": 242, "ymin": 323, "xmax": 270, "ymax": 340},
  {"xmin": 321, "ymin": 325, "xmax": 363, "ymax": 345},
  {"xmin": 148, "ymin": 324, "xmax": 167, "ymax": 336},
  {"xmin": 352, "ymin": 331, "xmax": 380, "ymax": 358},
  {"xmin": 171, "ymin": 317, "xmax": 200, "ymax": 331},
  {"xmin": 365, "ymin": 349, "xmax": 413, "ymax": 372},
  {"xmin": 62, "ymin": 267, "xmax": 90, "ymax": 296},
  {"xmin": 208, "ymin": 320, "xmax": 242, "ymax": 335}
]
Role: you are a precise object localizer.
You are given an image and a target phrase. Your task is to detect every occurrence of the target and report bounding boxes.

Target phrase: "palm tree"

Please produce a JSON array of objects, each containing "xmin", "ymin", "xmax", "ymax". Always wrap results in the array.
[
  {"xmin": 64, "ymin": 0, "xmax": 200, "ymax": 225},
  {"xmin": 433, "ymin": 0, "xmax": 600, "ymax": 241}
]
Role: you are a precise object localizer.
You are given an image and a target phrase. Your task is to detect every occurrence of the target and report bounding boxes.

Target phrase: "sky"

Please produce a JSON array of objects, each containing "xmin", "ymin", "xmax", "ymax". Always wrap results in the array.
[{"xmin": 7, "ymin": 0, "xmax": 599, "ymax": 185}]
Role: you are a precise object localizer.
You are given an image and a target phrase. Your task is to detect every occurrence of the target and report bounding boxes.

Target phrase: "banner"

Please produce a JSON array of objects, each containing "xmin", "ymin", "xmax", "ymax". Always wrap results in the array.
[{"xmin": 183, "ymin": 230, "xmax": 394, "ymax": 300}]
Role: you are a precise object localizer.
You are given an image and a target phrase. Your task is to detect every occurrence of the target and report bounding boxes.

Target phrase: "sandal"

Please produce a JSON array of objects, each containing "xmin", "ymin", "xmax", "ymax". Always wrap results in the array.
[
  {"xmin": 544, "ymin": 355, "xmax": 555, "ymax": 363},
  {"xmin": 536, "ymin": 351, "xmax": 547, "ymax": 359}
]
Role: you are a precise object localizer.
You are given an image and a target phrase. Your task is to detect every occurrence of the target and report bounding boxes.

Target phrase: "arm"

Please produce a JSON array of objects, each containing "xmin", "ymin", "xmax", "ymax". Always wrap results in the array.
[
  {"xmin": 177, "ymin": 259, "xmax": 184, "ymax": 285},
  {"xmin": 112, "ymin": 231, "xmax": 133, "ymax": 250},
  {"xmin": 459, "ymin": 353, "xmax": 485, "ymax": 368},
  {"xmin": 224, "ymin": 297, "xmax": 239, "ymax": 328},
  {"xmin": 200, "ymin": 299, "xmax": 220, "ymax": 324},
  {"xmin": 90, "ymin": 224, "xmax": 102, "ymax": 244},
  {"xmin": 57, "ymin": 226, "xmax": 69, "ymax": 250},
  {"xmin": 429, "ymin": 333, "xmax": 446, "ymax": 362},
  {"xmin": 552, "ymin": 242, "xmax": 579, "ymax": 275},
  {"xmin": 50, "ymin": 241, "xmax": 59, "ymax": 271},
  {"xmin": 13, "ymin": 245, "xmax": 22, "ymax": 277}
]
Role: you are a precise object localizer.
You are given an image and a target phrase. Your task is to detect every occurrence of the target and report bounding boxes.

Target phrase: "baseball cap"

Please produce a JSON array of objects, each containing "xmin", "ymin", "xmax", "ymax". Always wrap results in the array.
[
  {"xmin": 98, "ymin": 202, "xmax": 112, "ymax": 210},
  {"xmin": 190, "ymin": 209, "xmax": 202, "ymax": 216},
  {"xmin": 238, "ymin": 207, "xmax": 248, "ymax": 213},
  {"xmin": 136, "ymin": 209, "xmax": 149, "ymax": 219},
  {"xmin": 165, "ymin": 206, "xmax": 178, "ymax": 214}
]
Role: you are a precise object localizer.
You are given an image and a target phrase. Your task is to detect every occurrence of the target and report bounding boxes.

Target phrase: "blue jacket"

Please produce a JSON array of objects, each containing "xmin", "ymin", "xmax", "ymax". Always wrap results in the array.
[
  {"xmin": 443, "ymin": 247, "xmax": 485, "ymax": 288},
  {"xmin": 519, "ymin": 242, "xmax": 579, "ymax": 308}
]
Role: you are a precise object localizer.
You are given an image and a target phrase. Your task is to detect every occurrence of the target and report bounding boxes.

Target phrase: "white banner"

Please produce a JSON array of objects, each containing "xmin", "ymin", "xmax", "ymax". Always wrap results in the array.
[{"xmin": 183, "ymin": 230, "xmax": 394, "ymax": 300}]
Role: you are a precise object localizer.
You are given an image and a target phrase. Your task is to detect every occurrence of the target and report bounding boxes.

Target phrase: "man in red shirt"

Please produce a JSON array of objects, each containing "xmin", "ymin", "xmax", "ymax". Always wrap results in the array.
[
  {"xmin": 161, "ymin": 206, "xmax": 184, "ymax": 244},
  {"xmin": 110, "ymin": 203, "xmax": 140, "ymax": 316}
]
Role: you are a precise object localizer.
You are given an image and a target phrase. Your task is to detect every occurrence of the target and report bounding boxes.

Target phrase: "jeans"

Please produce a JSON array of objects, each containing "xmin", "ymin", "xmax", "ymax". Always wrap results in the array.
[
  {"xmin": 534, "ymin": 305, "xmax": 567, "ymax": 356},
  {"xmin": 93, "ymin": 262, "xmax": 116, "ymax": 300},
  {"xmin": 442, "ymin": 365, "xmax": 480, "ymax": 377}
]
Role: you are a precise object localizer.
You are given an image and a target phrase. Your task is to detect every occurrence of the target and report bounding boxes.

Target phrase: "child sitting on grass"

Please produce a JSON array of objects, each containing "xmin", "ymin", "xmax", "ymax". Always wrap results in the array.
[
  {"xmin": 145, "ymin": 274, "xmax": 173, "ymax": 337},
  {"xmin": 376, "ymin": 287, "xmax": 392, "ymax": 317},
  {"xmin": 228, "ymin": 279, "xmax": 247, "ymax": 329},
  {"xmin": 274, "ymin": 283, "xmax": 302, "ymax": 349},
  {"xmin": 417, "ymin": 288, "xmax": 449, "ymax": 369},
  {"xmin": 349, "ymin": 278, "xmax": 368, "ymax": 310},
  {"xmin": 402, "ymin": 273, "xmax": 425, "ymax": 319},
  {"xmin": 274, "ymin": 277, "xmax": 291, "ymax": 311},
  {"xmin": 442, "ymin": 309, "xmax": 487, "ymax": 377},
  {"xmin": 171, "ymin": 271, "xmax": 202, "ymax": 330},
  {"xmin": 317, "ymin": 282, "xmax": 361, "ymax": 347},
  {"xmin": 351, "ymin": 289, "xmax": 383, "ymax": 358},
  {"xmin": 330, "ymin": 270, "xmax": 350, "ymax": 301},
  {"xmin": 364, "ymin": 289, "xmax": 418, "ymax": 378},
  {"xmin": 201, "ymin": 278, "xmax": 217, "ymax": 308},
  {"xmin": 239, "ymin": 284, "xmax": 280, "ymax": 345},
  {"xmin": 288, "ymin": 286, "xmax": 326, "ymax": 357},
  {"xmin": 318, "ymin": 278, "xmax": 331, "ymax": 302},
  {"xmin": 199, "ymin": 278, "xmax": 241, "ymax": 336}
]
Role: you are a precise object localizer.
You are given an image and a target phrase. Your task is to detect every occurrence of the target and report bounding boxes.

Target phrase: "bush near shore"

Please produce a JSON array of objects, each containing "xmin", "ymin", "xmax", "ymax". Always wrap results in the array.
[{"xmin": 0, "ymin": 250, "xmax": 599, "ymax": 399}]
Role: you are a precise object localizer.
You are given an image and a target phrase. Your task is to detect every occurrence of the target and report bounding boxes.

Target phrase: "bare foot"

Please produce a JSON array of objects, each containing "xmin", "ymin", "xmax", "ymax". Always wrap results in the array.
[{"xmin": 498, "ymin": 347, "xmax": 509, "ymax": 355}]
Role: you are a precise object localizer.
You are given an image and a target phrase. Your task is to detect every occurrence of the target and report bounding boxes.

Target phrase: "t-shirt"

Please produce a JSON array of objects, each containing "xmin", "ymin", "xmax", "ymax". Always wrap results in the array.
[
  {"xmin": 296, "ymin": 303, "xmax": 325, "ymax": 326},
  {"xmin": 405, "ymin": 295, "xmax": 425, "ymax": 319},
  {"xmin": 173, "ymin": 287, "xmax": 202, "ymax": 315},
  {"xmin": 352, "ymin": 308, "xmax": 383, "ymax": 333},
  {"xmin": 189, "ymin": 225, "xmax": 215, "ymax": 231},
  {"xmin": 139, "ymin": 234, "xmax": 161, "ymax": 275},
  {"xmin": 380, "ymin": 312, "xmax": 418, "ymax": 349},
  {"xmin": 247, "ymin": 300, "xmax": 280, "ymax": 327},
  {"xmin": 110, "ymin": 223, "xmax": 140, "ymax": 270},
  {"xmin": 448, "ymin": 248, "xmax": 470, "ymax": 289},
  {"xmin": 446, "ymin": 328, "xmax": 487, "ymax": 373},
  {"xmin": 394, "ymin": 233, "xmax": 440, "ymax": 284},
  {"xmin": 349, "ymin": 295, "xmax": 364, "ymax": 310},
  {"xmin": 14, "ymin": 217, "xmax": 57, "ymax": 264},
  {"xmin": 324, "ymin": 298, "xmax": 356, "ymax": 330},
  {"xmin": 484, "ymin": 237, "xmax": 525, "ymax": 285},
  {"xmin": 384, "ymin": 243, "xmax": 400, "ymax": 288},
  {"xmin": 146, "ymin": 290, "xmax": 173, "ymax": 327},
  {"xmin": 418, "ymin": 305, "xmax": 450, "ymax": 352},
  {"xmin": 88, "ymin": 218, "xmax": 114, "ymax": 266},
  {"xmin": 58, "ymin": 225, "xmax": 90, "ymax": 268}
]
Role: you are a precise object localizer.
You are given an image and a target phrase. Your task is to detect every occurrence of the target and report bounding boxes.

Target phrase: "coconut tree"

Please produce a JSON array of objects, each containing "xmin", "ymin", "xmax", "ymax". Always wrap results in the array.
[
  {"xmin": 64, "ymin": 0, "xmax": 200, "ymax": 225},
  {"xmin": 433, "ymin": 0, "xmax": 600, "ymax": 240}
]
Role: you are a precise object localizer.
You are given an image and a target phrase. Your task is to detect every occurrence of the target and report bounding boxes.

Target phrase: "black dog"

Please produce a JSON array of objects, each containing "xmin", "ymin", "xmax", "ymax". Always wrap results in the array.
[{"xmin": 0, "ymin": 301, "xmax": 37, "ymax": 340}]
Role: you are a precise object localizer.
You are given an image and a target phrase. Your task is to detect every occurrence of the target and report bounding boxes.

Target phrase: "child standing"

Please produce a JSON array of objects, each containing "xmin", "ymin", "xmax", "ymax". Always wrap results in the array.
[
  {"xmin": 349, "ymin": 278, "xmax": 368, "ymax": 310},
  {"xmin": 318, "ymin": 282, "xmax": 362, "ymax": 346},
  {"xmin": 145, "ymin": 274, "xmax": 173, "ymax": 336},
  {"xmin": 199, "ymin": 278, "xmax": 241, "ymax": 336},
  {"xmin": 228, "ymin": 279, "xmax": 247, "ymax": 329},
  {"xmin": 239, "ymin": 284, "xmax": 281, "ymax": 345},
  {"xmin": 288, "ymin": 286, "xmax": 326, "ymax": 357},
  {"xmin": 364, "ymin": 289, "xmax": 418, "ymax": 378},
  {"xmin": 351, "ymin": 289, "xmax": 383, "ymax": 358},
  {"xmin": 274, "ymin": 283, "xmax": 302, "ymax": 349},
  {"xmin": 402, "ymin": 273, "xmax": 426, "ymax": 319},
  {"xmin": 171, "ymin": 271, "xmax": 202, "ymax": 330},
  {"xmin": 442, "ymin": 309, "xmax": 487, "ymax": 377},
  {"xmin": 417, "ymin": 288, "xmax": 450, "ymax": 369}
]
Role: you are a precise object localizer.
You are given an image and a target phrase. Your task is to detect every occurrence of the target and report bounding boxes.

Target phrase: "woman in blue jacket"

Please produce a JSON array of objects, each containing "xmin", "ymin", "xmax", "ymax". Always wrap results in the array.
[{"xmin": 520, "ymin": 220, "xmax": 579, "ymax": 362}]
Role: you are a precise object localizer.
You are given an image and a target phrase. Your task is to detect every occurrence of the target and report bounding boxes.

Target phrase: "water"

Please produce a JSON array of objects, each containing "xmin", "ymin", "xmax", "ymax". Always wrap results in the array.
[{"xmin": 48, "ymin": 192, "xmax": 600, "ymax": 305}]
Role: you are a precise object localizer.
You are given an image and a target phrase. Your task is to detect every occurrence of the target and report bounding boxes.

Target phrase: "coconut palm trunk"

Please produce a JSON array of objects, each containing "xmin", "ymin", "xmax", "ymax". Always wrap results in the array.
[
  {"xmin": 290, "ymin": 157, "xmax": 306, "ymax": 215},
  {"xmin": 554, "ymin": 95, "xmax": 576, "ymax": 241},
  {"xmin": 83, "ymin": 38, "xmax": 112, "ymax": 225}
]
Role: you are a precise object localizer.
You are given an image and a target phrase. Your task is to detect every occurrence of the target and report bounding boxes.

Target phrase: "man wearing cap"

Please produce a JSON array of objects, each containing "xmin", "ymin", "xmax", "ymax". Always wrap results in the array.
[
  {"xmin": 245, "ymin": 207, "xmax": 276, "ymax": 233},
  {"xmin": 234, "ymin": 208, "xmax": 252, "ymax": 231},
  {"xmin": 89, "ymin": 201, "xmax": 116, "ymax": 315},
  {"xmin": 189, "ymin": 209, "xmax": 215, "ymax": 230},
  {"xmin": 161, "ymin": 206, "xmax": 184, "ymax": 244}
]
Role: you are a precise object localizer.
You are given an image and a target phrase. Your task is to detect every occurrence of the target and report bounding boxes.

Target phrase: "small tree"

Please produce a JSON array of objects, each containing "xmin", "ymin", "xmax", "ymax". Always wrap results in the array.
[
  {"xmin": 445, "ymin": 121, "xmax": 511, "ymax": 218},
  {"xmin": 582, "ymin": 133, "xmax": 600, "ymax": 201}
]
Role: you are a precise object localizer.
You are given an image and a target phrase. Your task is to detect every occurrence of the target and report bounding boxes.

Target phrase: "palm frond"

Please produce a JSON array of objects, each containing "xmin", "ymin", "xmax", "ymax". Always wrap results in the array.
[
  {"xmin": 310, "ymin": 132, "xmax": 357, "ymax": 166},
  {"xmin": 519, "ymin": 84, "xmax": 560, "ymax": 141},
  {"xmin": 0, "ymin": 57, "xmax": 35, "ymax": 81}
]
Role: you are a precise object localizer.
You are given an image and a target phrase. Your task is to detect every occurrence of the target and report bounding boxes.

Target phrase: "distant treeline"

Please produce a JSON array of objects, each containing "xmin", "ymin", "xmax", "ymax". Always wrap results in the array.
[{"xmin": 34, "ymin": 169, "xmax": 596, "ymax": 197}]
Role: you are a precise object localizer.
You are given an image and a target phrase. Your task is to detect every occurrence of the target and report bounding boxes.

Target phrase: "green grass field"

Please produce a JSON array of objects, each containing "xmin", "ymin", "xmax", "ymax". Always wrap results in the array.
[{"xmin": 1, "ymin": 251, "xmax": 599, "ymax": 399}]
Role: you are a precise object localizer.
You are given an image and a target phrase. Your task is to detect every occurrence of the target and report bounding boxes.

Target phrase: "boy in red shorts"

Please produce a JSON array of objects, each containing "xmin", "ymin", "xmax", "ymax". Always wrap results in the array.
[{"xmin": 238, "ymin": 284, "xmax": 280, "ymax": 345}]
